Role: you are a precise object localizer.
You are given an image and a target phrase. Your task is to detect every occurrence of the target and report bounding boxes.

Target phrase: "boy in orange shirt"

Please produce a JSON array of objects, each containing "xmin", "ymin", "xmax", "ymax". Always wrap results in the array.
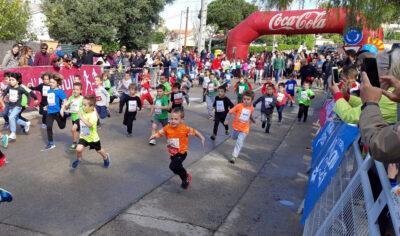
[
  {"xmin": 149, "ymin": 108, "xmax": 205, "ymax": 189},
  {"xmin": 226, "ymin": 90, "xmax": 255, "ymax": 164}
]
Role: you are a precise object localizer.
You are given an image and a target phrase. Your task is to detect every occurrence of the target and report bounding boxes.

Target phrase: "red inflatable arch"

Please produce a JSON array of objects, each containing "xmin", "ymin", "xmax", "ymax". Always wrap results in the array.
[{"xmin": 226, "ymin": 8, "xmax": 383, "ymax": 60}]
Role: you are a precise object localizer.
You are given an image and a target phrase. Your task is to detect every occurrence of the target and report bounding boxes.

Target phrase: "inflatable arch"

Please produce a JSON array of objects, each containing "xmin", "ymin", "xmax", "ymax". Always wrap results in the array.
[{"xmin": 226, "ymin": 8, "xmax": 383, "ymax": 60}]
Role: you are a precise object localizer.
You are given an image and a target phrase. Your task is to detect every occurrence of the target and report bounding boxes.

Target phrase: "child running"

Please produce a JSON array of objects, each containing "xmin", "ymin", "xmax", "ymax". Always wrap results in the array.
[
  {"xmin": 181, "ymin": 74, "xmax": 191, "ymax": 106},
  {"xmin": 276, "ymin": 83, "xmax": 293, "ymax": 123},
  {"xmin": 285, "ymin": 76, "xmax": 297, "ymax": 107},
  {"xmin": 123, "ymin": 83, "xmax": 142, "ymax": 137},
  {"xmin": 297, "ymin": 81, "xmax": 315, "ymax": 122},
  {"xmin": 210, "ymin": 86, "xmax": 234, "ymax": 140},
  {"xmin": 253, "ymin": 85, "xmax": 276, "ymax": 133},
  {"xmin": 149, "ymin": 85, "xmax": 170, "ymax": 145},
  {"xmin": 72, "ymin": 95, "xmax": 110, "ymax": 169},
  {"xmin": 29, "ymin": 72, "xmax": 51, "ymax": 128},
  {"xmin": 149, "ymin": 108, "xmax": 205, "ymax": 189},
  {"xmin": 205, "ymin": 73, "xmax": 220, "ymax": 119},
  {"xmin": 235, "ymin": 77, "xmax": 250, "ymax": 103},
  {"xmin": 227, "ymin": 90, "xmax": 255, "ymax": 164},
  {"xmin": 94, "ymin": 76, "xmax": 110, "ymax": 126},
  {"xmin": 170, "ymin": 83, "xmax": 186, "ymax": 110},
  {"xmin": 44, "ymin": 73, "xmax": 67, "ymax": 150},
  {"xmin": 63, "ymin": 82, "xmax": 83, "ymax": 150}
]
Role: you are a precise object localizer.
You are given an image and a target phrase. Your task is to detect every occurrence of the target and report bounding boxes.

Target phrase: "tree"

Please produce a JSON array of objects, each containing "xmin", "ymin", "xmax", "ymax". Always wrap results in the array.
[
  {"xmin": 257, "ymin": 0, "xmax": 400, "ymax": 29},
  {"xmin": 42, "ymin": 0, "xmax": 173, "ymax": 49},
  {"xmin": 0, "ymin": 0, "xmax": 30, "ymax": 40},
  {"xmin": 207, "ymin": 0, "xmax": 258, "ymax": 33}
]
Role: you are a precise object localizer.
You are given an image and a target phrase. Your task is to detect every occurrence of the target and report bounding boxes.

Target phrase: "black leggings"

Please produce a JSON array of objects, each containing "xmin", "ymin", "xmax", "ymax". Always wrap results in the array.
[
  {"xmin": 213, "ymin": 115, "xmax": 229, "ymax": 135},
  {"xmin": 46, "ymin": 113, "xmax": 67, "ymax": 142},
  {"xmin": 39, "ymin": 104, "xmax": 47, "ymax": 124},
  {"xmin": 169, "ymin": 153, "xmax": 188, "ymax": 182},
  {"xmin": 119, "ymin": 93, "xmax": 129, "ymax": 113},
  {"xmin": 18, "ymin": 107, "xmax": 28, "ymax": 122},
  {"xmin": 298, "ymin": 104, "xmax": 309, "ymax": 122}
]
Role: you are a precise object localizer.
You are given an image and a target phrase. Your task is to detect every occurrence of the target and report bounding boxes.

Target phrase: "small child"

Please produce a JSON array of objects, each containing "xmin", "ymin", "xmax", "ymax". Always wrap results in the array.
[
  {"xmin": 149, "ymin": 108, "xmax": 205, "ymax": 190},
  {"xmin": 63, "ymin": 82, "xmax": 83, "ymax": 150},
  {"xmin": 160, "ymin": 75, "xmax": 172, "ymax": 95},
  {"xmin": 29, "ymin": 72, "xmax": 51, "ymax": 128},
  {"xmin": 210, "ymin": 86, "xmax": 234, "ymax": 140},
  {"xmin": 94, "ymin": 76, "xmax": 110, "ymax": 125},
  {"xmin": 285, "ymin": 76, "xmax": 297, "ymax": 107},
  {"xmin": 170, "ymin": 83, "xmax": 186, "ymax": 110},
  {"xmin": 72, "ymin": 95, "xmax": 110, "ymax": 169},
  {"xmin": 139, "ymin": 68, "xmax": 153, "ymax": 107},
  {"xmin": 227, "ymin": 90, "xmax": 255, "ymax": 163},
  {"xmin": 253, "ymin": 85, "xmax": 276, "ymax": 133},
  {"xmin": 235, "ymin": 77, "xmax": 250, "ymax": 103},
  {"xmin": 276, "ymin": 83, "xmax": 293, "ymax": 123},
  {"xmin": 205, "ymin": 73, "xmax": 220, "ymax": 119},
  {"xmin": 181, "ymin": 74, "xmax": 192, "ymax": 106},
  {"xmin": 123, "ymin": 83, "xmax": 142, "ymax": 137},
  {"xmin": 149, "ymin": 85, "xmax": 170, "ymax": 145},
  {"xmin": 296, "ymin": 81, "xmax": 315, "ymax": 122}
]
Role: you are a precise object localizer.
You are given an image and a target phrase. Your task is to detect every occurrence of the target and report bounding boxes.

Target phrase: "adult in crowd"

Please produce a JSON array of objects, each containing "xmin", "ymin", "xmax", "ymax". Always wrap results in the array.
[
  {"xmin": 72, "ymin": 46, "xmax": 85, "ymax": 67},
  {"xmin": 33, "ymin": 43, "xmax": 51, "ymax": 66},
  {"xmin": 82, "ymin": 44, "xmax": 103, "ymax": 65},
  {"xmin": 272, "ymin": 51, "xmax": 285, "ymax": 83},
  {"xmin": 19, "ymin": 46, "xmax": 33, "ymax": 67},
  {"xmin": 359, "ymin": 44, "xmax": 400, "ymax": 163},
  {"xmin": 299, "ymin": 59, "xmax": 318, "ymax": 86},
  {"xmin": 2, "ymin": 44, "xmax": 20, "ymax": 69}
]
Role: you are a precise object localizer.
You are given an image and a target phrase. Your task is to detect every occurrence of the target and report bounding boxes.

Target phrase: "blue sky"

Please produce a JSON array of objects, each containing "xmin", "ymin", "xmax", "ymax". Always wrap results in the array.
[{"xmin": 160, "ymin": 0, "xmax": 318, "ymax": 30}]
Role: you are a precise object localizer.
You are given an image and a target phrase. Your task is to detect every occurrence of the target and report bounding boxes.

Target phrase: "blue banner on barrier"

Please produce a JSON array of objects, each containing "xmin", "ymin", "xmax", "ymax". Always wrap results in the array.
[{"xmin": 302, "ymin": 121, "xmax": 359, "ymax": 223}]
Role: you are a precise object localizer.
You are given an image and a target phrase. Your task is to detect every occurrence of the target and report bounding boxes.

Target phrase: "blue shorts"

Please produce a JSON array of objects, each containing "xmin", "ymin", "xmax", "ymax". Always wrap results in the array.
[{"xmin": 96, "ymin": 106, "xmax": 108, "ymax": 119}]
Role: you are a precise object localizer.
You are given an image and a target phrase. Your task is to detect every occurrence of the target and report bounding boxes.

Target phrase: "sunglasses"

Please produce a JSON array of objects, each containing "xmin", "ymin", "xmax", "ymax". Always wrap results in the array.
[{"xmin": 41, "ymin": 47, "xmax": 48, "ymax": 50}]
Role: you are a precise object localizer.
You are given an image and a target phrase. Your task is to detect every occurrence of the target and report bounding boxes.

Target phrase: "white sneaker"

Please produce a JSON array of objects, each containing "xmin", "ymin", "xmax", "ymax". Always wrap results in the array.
[
  {"xmin": 24, "ymin": 121, "xmax": 31, "ymax": 133},
  {"xmin": 9, "ymin": 133, "xmax": 16, "ymax": 140},
  {"xmin": 41, "ymin": 124, "xmax": 47, "ymax": 129},
  {"xmin": 149, "ymin": 139, "xmax": 156, "ymax": 145}
]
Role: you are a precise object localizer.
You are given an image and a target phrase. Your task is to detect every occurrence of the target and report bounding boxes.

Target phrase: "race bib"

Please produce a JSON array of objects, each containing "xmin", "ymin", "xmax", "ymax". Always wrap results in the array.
[
  {"xmin": 42, "ymin": 86, "xmax": 50, "ymax": 96},
  {"xmin": 238, "ymin": 85, "xmax": 245, "ymax": 94},
  {"xmin": 9, "ymin": 90, "xmax": 18, "ymax": 103},
  {"xmin": 288, "ymin": 84, "xmax": 294, "ymax": 90},
  {"xmin": 301, "ymin": 91, "xmax": 309, "ymax": 100},
  {"xmin": 140, "ymin": 87, "xmax": 148, "ymax": 95},
  {"xmin": 167, "ymin": 138, "xmax": 180, "ymax": 155},
  {"xmin": 174, "ymin": 93, "xmax": 183, "ymax": 100},
  {"xmin": 216, "ymin": 100, "xmax": 225, "ymax": 112},
  {"xmin": 155, "ymin": 100, "xmax": 162, "ymax": 114},
  {"xmin": 239, "ymin": 108, "xmax": 251, "ymax": 123},
  {"xmin": 47, "ymin": 93, "xmax": 56, "ymax": 106},
  {"xmin": 128, "ymin": 100, "xmax": 137, "ymax": 112},
  {"xmin": 277, "ymin": 93, "xmax": 284, "ymax": 102},
  {"xmin": 80, "ymin": 121, "xmax": 90, "ymax": 137},
  {"xmin": 208, "ymin": 83, "xmax": 215, "ymax": 92},
  {"xmin": 69, "ymin": 100, "xmax": 80, "ymax": 113},
  {"xmin": 265, "ymin": 97, "xmax": 273, "ymax": 105}
]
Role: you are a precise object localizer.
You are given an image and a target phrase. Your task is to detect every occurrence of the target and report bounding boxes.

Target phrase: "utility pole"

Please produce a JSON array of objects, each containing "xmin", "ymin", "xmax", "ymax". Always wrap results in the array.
[
  {"xmin": 178, "ymin": 10, "xmax": 183, "ymax": 49},
  {"xmin": 184, "ymin": 7, "xmax": 189, "ymax": 49},
  {"xmin": 197, "ymin": 0, "xmax": 208, "ymax": 52}
]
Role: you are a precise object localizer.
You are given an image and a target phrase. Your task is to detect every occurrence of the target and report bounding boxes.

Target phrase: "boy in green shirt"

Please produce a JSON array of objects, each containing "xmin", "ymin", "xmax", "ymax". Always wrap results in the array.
[
  {"xmin": 160, "ymin": 75, "xmax": 172, "ymax": 95},
  {"xmin": 296, "ymin": 81, "xmax": 315, "ymax": 122},
  {"xmin": 72, "ymin": 95, "xmax": 110, "ymax": 169},
  {"xmin": 63, "ymin": 83, "xmax": 83, "ymax": 150},
  {"xmin": 149, "ymin": 85, "xmax": 170, "ymax": 145},
  {"xmin": 235, "ymin": 77, "xmax": 249, "ymax": 103}
]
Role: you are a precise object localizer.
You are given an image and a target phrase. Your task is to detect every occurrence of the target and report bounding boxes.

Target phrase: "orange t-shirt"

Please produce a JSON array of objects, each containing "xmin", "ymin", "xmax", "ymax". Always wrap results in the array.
[
  {"xmin": 161, "ymin": 123, "xmax": 196, "ymax": 155},
  {"xmin": 229, "ymin": 103, "xmax": 254, "ymax": 134}
]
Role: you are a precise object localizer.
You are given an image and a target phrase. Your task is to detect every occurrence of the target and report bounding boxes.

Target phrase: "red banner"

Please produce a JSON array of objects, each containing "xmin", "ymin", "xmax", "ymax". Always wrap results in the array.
[{"xmin": 0, "ymin": 66, "xmax": 102, "ymax": 106}]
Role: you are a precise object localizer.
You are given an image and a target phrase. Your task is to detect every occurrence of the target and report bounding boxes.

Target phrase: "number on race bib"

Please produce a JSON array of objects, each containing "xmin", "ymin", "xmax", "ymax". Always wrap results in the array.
[
  {"xmin": 80, "ymin": 121, "xmax": 90, "ymax": 137},
  {"xmin": 301, "ymin": 91, "xmax": 309, "ymax": 100},
  {"xmin": 265, "ymin": 97, "xmax": 273, "ymax": 106},
  {"xmin": 70, "ymin": 101, "xmax": 80, "ymax": 113},
  {"xmin": 174, "ymin": 93, "xmax": 183, "ymax": 100},
  {"xmin": 216, "ymin": 101, "xmax": 225, "ymax": 112},
  {"xmin": 208, "ymin": 83, "xmax": 215, "ymax": 92},
  {"xmin": 277, "ymin": 93, "xmax": 284, "ymax": 102},
  {"xmin": 167, "ymin": 138, "xmax": 180, "ymax": 155},
  {"xmin": 238, "ymin": 86, "xmax": 245, "ymax": 94},
  {"xmin": 47, "ymin": 93, "xmax": 56, "ymax": 106},
  {"xmin": 128, "ymin": 100, "xmax": 137, "ymax": 112},
  {"xmin": 239, "ymin": 108, "xmax": 251, "ymax": 123},
  {"xmin": 288, "ymin": 84, "xmax": 294, "ymax": 90},
  {"xmin": 155, "ymin": 100, "xmax": 162, "ymax": 114},
  {"xmin": 9, "ymin": 90, "xmax": 18, "ymax": 103},
  {"xmin": 42, "ymin": 86, "xmax": 50, "ymax": 96}
]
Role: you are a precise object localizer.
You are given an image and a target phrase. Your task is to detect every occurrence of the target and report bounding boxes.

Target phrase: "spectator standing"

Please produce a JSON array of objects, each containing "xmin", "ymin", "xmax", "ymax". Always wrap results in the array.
[
  {"xmin": 2, "ymin": 44, "xmax": 20, "ymax": 69},
  {"xmin": 33, "ymin": 43, "xmax": 51, "ymax": 66}
]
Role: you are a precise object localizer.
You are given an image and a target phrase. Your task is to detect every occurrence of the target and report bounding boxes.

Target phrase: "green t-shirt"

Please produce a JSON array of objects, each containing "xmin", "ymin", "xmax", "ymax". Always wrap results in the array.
[
  {"xmin": 154, "ymin": 95, "xmax": 169, "ymax": 120},
  {"xmin": 207, "ymin": 79, "xmax": 219, "ymax": 97},
  {"xmin": 80, "ymin": 110, "xmax": 99, "ymax": 142},
  {"xmin": 21, "ymin": 94, "xmax": 28, "ymax": 107},
  {"xmin": 163, "ymin": 82, "xmax": 171, "ymax": 93},
  {"xmin": 67, "ymin": 95, "xmax": 83, "ymax": 121},
  {"xmin": 236, "ymin": 82, "xmax": 249, "ymax": 97},
  {"xmin": 296, "ymin": 88, "xmax": 315, "ymax": 106},
  {"xmin": 104, "ymin": 79, "xmax": 112, "ymax": 96}
]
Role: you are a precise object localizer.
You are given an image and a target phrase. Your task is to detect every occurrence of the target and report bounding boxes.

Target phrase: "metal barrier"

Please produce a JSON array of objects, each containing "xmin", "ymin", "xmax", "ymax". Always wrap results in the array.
[{"xmin": 303, "ymin": 137, "xmax": 400, "ymax": 235}]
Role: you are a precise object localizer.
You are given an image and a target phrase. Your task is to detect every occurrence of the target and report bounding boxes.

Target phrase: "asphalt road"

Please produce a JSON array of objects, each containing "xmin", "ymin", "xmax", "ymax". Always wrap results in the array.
[{"xmin": 0, "ymin": 84, "xmax": 322, "ymax": 236}]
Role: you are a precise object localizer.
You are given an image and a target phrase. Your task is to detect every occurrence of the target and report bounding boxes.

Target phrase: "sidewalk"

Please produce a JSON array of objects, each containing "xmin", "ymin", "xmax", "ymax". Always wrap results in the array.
[{"xmin": 92, "ymin": 92, "xmax": 324, "ymax": 235}]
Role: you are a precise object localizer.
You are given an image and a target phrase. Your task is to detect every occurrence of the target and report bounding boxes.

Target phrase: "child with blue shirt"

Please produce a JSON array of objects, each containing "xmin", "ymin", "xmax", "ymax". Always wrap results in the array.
[
  {"xmin": 44, "ymin": 73, "xmax": 67, "ymax": 150},
  {"xmin": 285, "ymin": 76, "xmax": 297, "ymax": 107}
]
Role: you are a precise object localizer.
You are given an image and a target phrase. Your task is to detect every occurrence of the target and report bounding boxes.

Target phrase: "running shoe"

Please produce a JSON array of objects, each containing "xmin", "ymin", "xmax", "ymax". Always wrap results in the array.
[
  {"xmin": 69, "ymin": 143, "xmax": 77, "ymax": 151},
  {"xmin": 72, "ymin": 159, "xmax": 81, "ymax": 169},
  {"xmin": 149, "ymin": 139, "xmax": 156, "ymax": 145},
  {"xmin": 181, "ymin": 173, "xmax": 192, "ymax": 190},
  {"xmin": 43, "ymin": 143, "xmax": 56, "ymax": 151},
  {"xmin": 0, "ymin": 188, "xmax": 13, "ymax": 203},
  {"xmin": 8, "ymin": 133, "xmax": 16, "ymax": 141},
  {"xmin": 24, "ymin": 121, "xmax": 31, "ymax": 133},
  {"xmin": 229, "ymin": 156, "xmax": 237, "ymax": 164},
  {"xmin": 103, "ymin": 154, "xmax": 110, "ymax": 168},
  {"xmin": 1, "ymin": 134, "xmax": 9, "ymax": 148}
]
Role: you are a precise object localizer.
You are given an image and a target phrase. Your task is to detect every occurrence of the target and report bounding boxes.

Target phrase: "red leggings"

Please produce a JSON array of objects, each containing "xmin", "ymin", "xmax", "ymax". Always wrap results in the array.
[{"xmin": 140, "ymin": 93, "xmax": 153, "ymax": 106}]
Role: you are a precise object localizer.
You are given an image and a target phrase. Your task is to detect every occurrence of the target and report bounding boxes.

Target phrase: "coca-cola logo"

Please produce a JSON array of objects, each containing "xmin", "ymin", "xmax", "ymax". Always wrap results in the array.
[{"xmin": 269, "ymin": 11, "xmax": 327, "ymax": 31}]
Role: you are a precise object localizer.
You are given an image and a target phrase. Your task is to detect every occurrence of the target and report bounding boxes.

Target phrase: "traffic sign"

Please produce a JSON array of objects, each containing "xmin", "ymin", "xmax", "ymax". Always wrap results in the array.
[{"xmin": 343, "ymin": 29, "xmax": 363, "ymax": 45}]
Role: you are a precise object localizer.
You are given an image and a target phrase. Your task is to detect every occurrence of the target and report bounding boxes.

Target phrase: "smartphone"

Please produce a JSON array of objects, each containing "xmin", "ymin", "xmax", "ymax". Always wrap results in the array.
[
  {"xmin": 332, "ymin": 67, "xmax": 339, "ymax": 84},
  {"xmin": 361, "ymin": 58, "xmax": 380, "ymax": 87}
]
